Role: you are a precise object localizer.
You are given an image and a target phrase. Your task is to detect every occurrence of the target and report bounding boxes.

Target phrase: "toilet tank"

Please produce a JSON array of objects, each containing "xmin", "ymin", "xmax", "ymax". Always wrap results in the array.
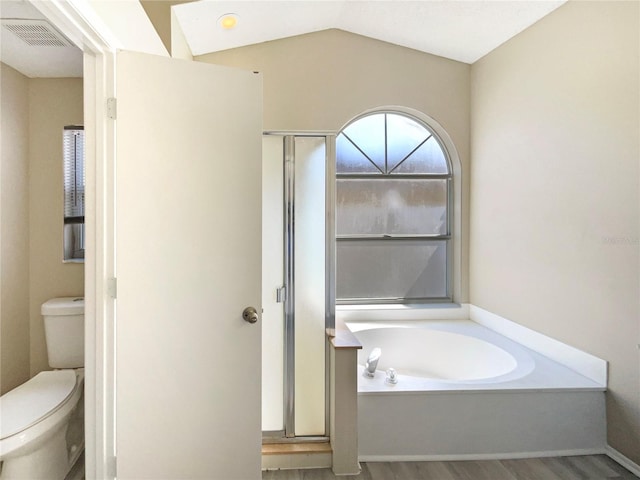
[{"xmin": 41, "ymin": 297, "xmax": 84, "ymax": 368}]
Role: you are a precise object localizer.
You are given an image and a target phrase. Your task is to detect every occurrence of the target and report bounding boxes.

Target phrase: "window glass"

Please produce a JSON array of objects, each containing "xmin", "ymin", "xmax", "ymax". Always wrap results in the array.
[
  {"xmin": 336, "ymin": 134, "xmax": 381, "ymax": 174},
  {"xmin": 341, "ymin": 113, "xmax": 386, "ymax": 171},
  {"xmin": 63, "ymin": 126, "xmax": 85, "ymax": 262},
  {"xmin": 336, "ymin": 112, "xmax": 452, "ymax": 303},
  {"xmin": 337, "ymin": 179, "xmax": 447, "ymax": 236},
  {"xmin": 392, "ymin": 136, "xmax": 448, "ymax": 174},
  {"xmin": 336, "ymin": 240, "xmax": 448, "ymax": 301},
  {"xmin": 385, "ymin": 114, "xmax": 430, "ymax": 172}
]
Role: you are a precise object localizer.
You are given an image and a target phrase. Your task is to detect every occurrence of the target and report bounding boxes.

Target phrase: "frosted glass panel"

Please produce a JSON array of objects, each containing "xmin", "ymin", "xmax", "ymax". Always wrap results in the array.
[
  {"xmin": 294, "ymin": 137, "xmax": 326, "ymax": 436},
  {"xmin": 341, "ymin": 114, "xmax": 385, "ymax": 171},
  {"xmin": 337, "ymin": 179, "xmax": 447, "ymax": 235},
  {"xmin": 336, "ymin": 134, "xmax": 381, "ymax": 174},
  {"xmin": 262, "ymin": 136, "xmax": 284, "ymax": 432},
  {"xmin": 393, "ymin": 136, "xmax": 448, "ymax": 174},
  {"xmin": 386, "ymin": 114, "xmax": 430, "ymax": 171},
  {"xmin": 336, "ymin": 240, "xmax": 447, "ymax": 300}
]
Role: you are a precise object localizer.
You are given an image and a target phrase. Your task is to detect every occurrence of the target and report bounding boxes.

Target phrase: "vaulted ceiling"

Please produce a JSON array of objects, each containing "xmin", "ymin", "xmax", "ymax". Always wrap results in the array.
[
  {"xmin": 1, "ymin": 0, "xmax": 565, "ymax": 78},
  {"xmin": 171, "ymin": 0, "xmax": 565, "ymax": 64}
]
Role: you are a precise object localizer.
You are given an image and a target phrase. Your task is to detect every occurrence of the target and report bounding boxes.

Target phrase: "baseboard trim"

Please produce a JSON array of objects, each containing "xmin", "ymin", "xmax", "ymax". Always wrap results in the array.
[
  {"xmin": 606, "ymin": 445, "xmax": 640, "ymax": 477},
  {"xmin": 359, "ymin": 448, "xmax": 605, "ymax": 463}
]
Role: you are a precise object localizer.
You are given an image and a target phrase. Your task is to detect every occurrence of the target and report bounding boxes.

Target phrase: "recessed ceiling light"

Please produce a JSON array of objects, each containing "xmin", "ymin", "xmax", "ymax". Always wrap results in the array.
[{"xmin": 218, "ymin": 13, "xmax": 239, "ymax": 30}]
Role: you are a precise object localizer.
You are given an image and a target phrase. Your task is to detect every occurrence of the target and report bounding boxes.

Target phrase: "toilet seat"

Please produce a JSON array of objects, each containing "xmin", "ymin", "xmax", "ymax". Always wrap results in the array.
[{"xmin": 0, "ymin": 370, "xmax": 77, "ymax": 440}]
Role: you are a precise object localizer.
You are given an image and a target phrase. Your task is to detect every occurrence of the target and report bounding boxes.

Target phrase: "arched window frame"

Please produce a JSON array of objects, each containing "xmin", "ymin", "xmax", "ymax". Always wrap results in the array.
[{"xmin": 335, "ymin": 107, "xmax": 462, "ymax": 305}]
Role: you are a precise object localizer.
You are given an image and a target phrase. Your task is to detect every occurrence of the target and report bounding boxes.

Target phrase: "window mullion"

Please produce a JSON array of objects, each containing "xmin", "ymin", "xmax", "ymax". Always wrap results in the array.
[
  {"xmin": 337, "ymin": 173, "xmax": 451, "ymax": 180},
  {"xmin": 336, "ymin": 235, "xmax": 451, "ymax": 241},
  {"xmin": 384, "ymin": 113, "xmax": 388, "ymax": 174}
]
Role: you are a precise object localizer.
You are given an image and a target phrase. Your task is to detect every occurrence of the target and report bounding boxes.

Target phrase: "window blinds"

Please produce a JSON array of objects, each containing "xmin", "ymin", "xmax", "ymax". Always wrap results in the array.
[{"xmin": 63, "ymin": 126, "xmax": 85, "ymax": 223}]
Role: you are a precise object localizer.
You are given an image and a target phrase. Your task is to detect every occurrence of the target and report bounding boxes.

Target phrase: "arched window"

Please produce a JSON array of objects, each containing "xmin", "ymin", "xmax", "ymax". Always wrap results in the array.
[{"xmin": 336, "ymin": 111, "xmax": 452, "ymax": 303}]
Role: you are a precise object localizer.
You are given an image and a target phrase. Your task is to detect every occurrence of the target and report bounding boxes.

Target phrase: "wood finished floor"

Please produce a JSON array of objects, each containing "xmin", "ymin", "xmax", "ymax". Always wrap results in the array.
[{"xmin": 262, "ymin": 455, "xmax": 639, "ymax": 480}]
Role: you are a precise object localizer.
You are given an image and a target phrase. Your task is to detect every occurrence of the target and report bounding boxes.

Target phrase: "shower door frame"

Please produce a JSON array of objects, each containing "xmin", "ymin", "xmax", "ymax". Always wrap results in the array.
[{"xmin": 263, "ymin": 132, "xmax": 336, "ymax": 442}]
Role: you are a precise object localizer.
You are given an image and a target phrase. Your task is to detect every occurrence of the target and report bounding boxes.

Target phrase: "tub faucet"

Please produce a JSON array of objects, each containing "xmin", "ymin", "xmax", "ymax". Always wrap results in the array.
[{"xmin": 363, "ymin": 347, "xmax": 382, "ymax": 378}]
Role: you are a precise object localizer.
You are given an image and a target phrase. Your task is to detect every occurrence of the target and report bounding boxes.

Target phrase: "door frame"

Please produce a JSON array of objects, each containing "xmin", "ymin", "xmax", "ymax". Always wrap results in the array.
[{"xmin": 29, "ymin": 1, "xmax": 117, "ymax": 478}]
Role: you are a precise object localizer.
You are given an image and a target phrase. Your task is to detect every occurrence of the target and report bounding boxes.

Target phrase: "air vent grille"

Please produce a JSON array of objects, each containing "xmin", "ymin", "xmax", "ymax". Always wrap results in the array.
[{"xmin": 2, "ymin": 19, "xmax": 73, "ymax": 47}]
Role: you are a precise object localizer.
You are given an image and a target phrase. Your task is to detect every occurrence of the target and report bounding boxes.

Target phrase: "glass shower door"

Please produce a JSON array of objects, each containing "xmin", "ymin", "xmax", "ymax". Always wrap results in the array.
[
  {"xmin": 292, "ymin": 136, "xmax": 327, "ymax": 436},
  {"xmin": 262, "ymin": 134, "xmax": 333, "ymax": 439},
  {"xmin": 262, "ymin": 136, "xmax": 285, "ymax": 433}
]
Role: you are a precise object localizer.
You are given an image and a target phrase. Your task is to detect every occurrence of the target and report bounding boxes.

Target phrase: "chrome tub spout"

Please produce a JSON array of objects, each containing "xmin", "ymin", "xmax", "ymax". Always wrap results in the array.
[{"xmin": 364, "ymin": 347, "xmax": 382, "ymax": 378}]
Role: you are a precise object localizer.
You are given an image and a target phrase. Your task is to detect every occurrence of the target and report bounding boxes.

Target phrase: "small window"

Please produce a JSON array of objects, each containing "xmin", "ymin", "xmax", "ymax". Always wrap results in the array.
[
  {"xmin": 336, "ymin": 112, "xmax": 452, "ymax": 303},
  {"xmin": 63, "ymin": 126, "xmax": 85, "ymax": 262}
]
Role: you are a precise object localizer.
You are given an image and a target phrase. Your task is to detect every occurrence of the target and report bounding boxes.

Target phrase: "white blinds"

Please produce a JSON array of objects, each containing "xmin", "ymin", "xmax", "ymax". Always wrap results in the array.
[{"xmin": 63, "ymin": 127, "xmax": 85, "ymax": 221}]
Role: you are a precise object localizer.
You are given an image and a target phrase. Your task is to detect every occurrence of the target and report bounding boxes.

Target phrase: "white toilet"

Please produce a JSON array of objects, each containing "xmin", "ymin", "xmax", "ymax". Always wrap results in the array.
[{"xmin": 0, "ymin": 297, "xmax": 85, "ymax": 480}]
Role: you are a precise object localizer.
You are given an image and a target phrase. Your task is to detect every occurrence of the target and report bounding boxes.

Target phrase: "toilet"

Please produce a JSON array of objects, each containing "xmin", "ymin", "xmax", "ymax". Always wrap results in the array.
[{"xmin": 0, "ymin": 297, "xmax": 85, "ymax": 480}]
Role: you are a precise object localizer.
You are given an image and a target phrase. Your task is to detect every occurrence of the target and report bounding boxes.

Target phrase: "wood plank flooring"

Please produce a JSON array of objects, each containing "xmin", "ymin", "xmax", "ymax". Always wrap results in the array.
[{"xmin": 262, "ymin": 455, "xmax": 639, "ymax": 479}]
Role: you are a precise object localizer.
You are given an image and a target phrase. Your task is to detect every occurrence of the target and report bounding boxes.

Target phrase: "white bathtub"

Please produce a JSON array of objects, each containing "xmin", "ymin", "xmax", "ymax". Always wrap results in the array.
[
  {"xmin": 346, "ymin": 320, "xmax": 607, "ymax": 460},
  {"xmin": 353, "ymin": 322, "xmax": 535, "ymax": 386}
]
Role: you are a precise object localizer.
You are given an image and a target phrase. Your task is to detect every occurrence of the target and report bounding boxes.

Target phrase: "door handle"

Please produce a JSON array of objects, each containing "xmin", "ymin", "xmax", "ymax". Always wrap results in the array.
[
  {"xmin": 242, "ymin": 306, "xmax": 259, "ymax": 324},
  {"xmin": 276, "ymin": 286, "xmax": 286, "ymax": 303}
]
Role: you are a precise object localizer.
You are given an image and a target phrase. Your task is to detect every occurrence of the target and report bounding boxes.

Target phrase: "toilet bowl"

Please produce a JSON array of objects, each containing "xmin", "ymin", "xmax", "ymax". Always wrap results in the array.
[
  {"xmin": 0, "ymin": 369, "xmax": 84, "ymax": 480},
  {"xmin": 0, "ymin": 297, "xmax": 84, "ymax": 480}
]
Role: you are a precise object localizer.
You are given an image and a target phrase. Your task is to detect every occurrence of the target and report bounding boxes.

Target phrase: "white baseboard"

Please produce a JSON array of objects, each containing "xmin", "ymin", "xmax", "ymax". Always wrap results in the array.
[
  {"xmin": 360, "ymin": 446, "xmax": 640, "ymax": 477},
  {"xmin": 468, "ymin": 304, "xmax": 607, "ymax": 386},
  {"xmin": 606, "ymin": 445, "xmax": 640, "ymax": 477},
  {"xmin": 359, "ymin": 448, "xmax": 605, "ymax": 463}
]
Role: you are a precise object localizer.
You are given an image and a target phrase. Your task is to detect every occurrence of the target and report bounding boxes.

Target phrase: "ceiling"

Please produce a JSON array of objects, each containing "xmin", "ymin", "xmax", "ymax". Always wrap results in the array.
[
  {"xmin": 173, "ymin": 0, "xmax": 566, "ymax": 64},
  {"xmin": 0, "ymin": 0, "xmax": 566, "ymax": 78},
  {"xmin": 0, "ymin": 0, "xmax": 83, "ymax": 77}
]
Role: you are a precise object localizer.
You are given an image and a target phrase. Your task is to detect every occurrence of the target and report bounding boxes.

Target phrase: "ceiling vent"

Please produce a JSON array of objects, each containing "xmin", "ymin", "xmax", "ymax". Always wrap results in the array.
[{"xmin": 1, "ymin": 19, "xmax": 73, "ymax": 47}]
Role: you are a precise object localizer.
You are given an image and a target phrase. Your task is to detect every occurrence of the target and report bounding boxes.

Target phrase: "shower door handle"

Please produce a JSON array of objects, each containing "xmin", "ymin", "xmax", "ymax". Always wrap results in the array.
[{"xmin": 242, "ymin": 306, "xmax": 259, "ymax": 324}]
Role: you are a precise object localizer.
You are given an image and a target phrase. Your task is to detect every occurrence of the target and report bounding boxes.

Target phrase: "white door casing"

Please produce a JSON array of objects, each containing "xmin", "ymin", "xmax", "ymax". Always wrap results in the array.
[{"xmin": 115, "ymin": 51, "xmax": 262, "ymax": 479}]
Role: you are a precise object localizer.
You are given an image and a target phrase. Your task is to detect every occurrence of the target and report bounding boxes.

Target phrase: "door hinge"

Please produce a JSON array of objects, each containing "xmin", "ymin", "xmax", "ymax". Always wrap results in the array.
[
  {"xmin": 107, "ymin": 278, "xmax": 117, "ymax": 299},
  {"xmin": 107, "ymin": 456, "xmax": 117, "ymax": 477},
  {"xmin": 107, "ymin": 97, "xmax": 117, "ymax": 120}
]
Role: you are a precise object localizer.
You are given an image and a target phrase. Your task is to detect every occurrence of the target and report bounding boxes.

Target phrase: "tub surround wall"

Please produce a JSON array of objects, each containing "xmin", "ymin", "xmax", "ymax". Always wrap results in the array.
[
  {"xmin": 470, "ymin": 0, "xmax": 639, "ymax": 463},
  {"xmin": 197, "ymin": 29, "xmax": 471, "ymax": 304},
  {"xmin": 358, "ymin": 391, "xmax": 605, "ymax": 461},
  {"xmin": 28, "ymin": 79, "xmax": 84, "ymax": 376},
  {"xmin": 469, "ymin": 305, "xmax": 607, "ymax": 386},
  {"xmin": 0, "ymin": 63, "xmax": 31, "ymax": 395}
]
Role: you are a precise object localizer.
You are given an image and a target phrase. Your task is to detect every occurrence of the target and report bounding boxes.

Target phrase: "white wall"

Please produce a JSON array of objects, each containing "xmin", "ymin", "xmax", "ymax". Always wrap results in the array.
[
  {"xmin": 0, "ymin": 63, "xmax": 31, "ymax": 394},
  {"xmin": 470, "ymin": 0, "xmax": 639, "ymax": 463},
  {"xmin": 0, "ymin": 67, "xmax": 84, "ymax": 388},
  {"xmin": 28, "ymin": 78, "xmax": 84, "ymax": 375}
]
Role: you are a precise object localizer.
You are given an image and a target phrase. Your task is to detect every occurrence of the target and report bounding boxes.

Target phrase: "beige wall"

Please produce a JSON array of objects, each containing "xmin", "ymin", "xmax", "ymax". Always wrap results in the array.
[
  {"xmin": 470, "ymin": 1, "xmax": 639, "ymax": 462},
  {"xmin": 0, "ymin": 63, "xmax": 31, "ymax": 394},
  {"xmin": 28, "ymin": 78, "xmax": 84, "ymax": 376},
  {"xmin": 198, "ymin": 29, "xmax": 471, "ymax": 301}
]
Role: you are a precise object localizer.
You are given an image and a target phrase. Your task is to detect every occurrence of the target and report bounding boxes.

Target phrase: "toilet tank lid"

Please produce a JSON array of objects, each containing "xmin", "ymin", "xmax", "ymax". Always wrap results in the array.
[
  {"xmin": 41, "ymin": 297, "xmax": 84, "ymax": 316},
  {"xmin": 0, "ymin": 370, "xmax": 77, "ymax": 440}
]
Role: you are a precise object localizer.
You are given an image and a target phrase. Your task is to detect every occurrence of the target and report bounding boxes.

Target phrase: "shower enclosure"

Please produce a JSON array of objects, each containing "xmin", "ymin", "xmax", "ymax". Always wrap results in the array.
[{"xmin": 262, "ymin": 134, "xmax": 335, "ymax": 440}]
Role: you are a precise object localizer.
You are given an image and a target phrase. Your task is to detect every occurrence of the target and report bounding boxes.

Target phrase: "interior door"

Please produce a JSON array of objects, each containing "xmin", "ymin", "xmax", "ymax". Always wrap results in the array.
[{"xmin": 114, "ymin": 51, "xmax": 262, "ymax": 479}]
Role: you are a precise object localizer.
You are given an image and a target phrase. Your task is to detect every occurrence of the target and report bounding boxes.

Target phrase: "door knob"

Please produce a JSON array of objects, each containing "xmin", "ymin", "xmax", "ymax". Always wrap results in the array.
[{"xmin": 242, "ymin": 306, "xmax": 259, "ymax": 324}]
